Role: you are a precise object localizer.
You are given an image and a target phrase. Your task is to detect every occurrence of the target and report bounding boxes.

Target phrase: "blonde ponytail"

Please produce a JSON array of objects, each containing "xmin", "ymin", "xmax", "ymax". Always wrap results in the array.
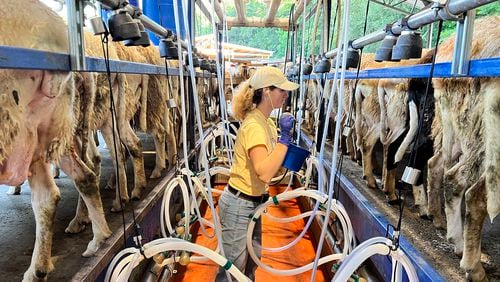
[{"xmin": 231, "ymin": 80, "xmax": 255, "ymax": 121}]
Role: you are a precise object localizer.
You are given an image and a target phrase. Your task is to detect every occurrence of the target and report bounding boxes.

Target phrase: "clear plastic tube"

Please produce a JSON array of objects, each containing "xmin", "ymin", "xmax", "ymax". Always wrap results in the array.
[
  {"xmin": 332, "ymin": 237, "xmax": 419, "ymax": 282},
  {"xmin": 106, "ymin": 238, "xmax": 251, "ymax": 282},
  {"xmin": 311, "ymin": 0, "xmax": 352, "ymax": 279},
  {"xmin": 304, "ymin": 156, "xmax": 328, "ymax": 193},
  {"xmin": 160, "ymin": 176, "xmax": 190, "ymax": 237},
  {"xmin": 246, "ymin": 190, "xmax": 354, "ymax": 275},
  {"xmin": 259, "ymin": 200, "xmax": 321, "ymax": 253},
  {"xmin": 174, "ymin": 0, "xmax": 227, "ymax": 264}
]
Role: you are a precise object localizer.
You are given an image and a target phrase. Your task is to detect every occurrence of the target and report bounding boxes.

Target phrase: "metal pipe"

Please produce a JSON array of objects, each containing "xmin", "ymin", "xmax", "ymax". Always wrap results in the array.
[
  {"xmin": 426, "ymin": 22, "xmax": 434, "ymax": 48},
  {"xmin": 97, "ymin": 0, "xmax": 121, "ymax": 10},
  {"xmin": 96, "ymin": 1, "xmax": 192, "ymax": 51},
  {"xmin": 67, "ymin": 0, "xmax": 86, "ymax": 71},
  {"xmin": 325, "ymin": 0, "xmax": 496, "ymax": 56},
  {"xmin": 136, "ymin": 13, "xmax": 170, "ymax": 38},
  {"xmin": 451, "ymin": 9, "xmax": 475, "ymax": 75}
]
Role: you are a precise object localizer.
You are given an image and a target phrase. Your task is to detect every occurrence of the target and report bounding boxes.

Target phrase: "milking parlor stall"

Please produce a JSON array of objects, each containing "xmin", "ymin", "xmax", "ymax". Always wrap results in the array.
[{"xmin": 0, "ymin": 0, "xmax": 499, "ymax": 281}]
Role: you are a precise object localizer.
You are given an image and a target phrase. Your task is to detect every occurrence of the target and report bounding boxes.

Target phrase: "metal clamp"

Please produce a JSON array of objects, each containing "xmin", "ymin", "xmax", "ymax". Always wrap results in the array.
[
  {"xmin": 432, "ymin": 1, "xmax": 463, "ymax": 21},
  {"xmin": 342, "ymin": 126, "xmax": 352, "ymax": 137},
  {"xmin": 401, "ymin": 166, "xmax": 421, "ymax": 185},
  {"xmin": 167, "ymin": 98, "xmax": 177, "ymax": 109}
]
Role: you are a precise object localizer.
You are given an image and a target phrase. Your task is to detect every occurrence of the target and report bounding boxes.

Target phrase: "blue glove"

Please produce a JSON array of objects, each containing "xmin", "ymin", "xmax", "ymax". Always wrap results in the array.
[{"xmin": 278, "ymin": 113, "xmax": 295, "ymax": 146}]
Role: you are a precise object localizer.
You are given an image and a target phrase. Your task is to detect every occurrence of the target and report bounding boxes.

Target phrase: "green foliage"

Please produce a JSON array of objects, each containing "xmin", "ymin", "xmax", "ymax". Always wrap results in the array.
[{"xmin": 194, "ymin": 1, "xmax": 500, "ymax": 59}]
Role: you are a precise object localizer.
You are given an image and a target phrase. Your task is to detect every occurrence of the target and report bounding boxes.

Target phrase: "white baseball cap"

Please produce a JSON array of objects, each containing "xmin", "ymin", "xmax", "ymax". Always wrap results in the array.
[{"xmin": 249, "ymin": 66, "xmax": 299, "ymax": 91}]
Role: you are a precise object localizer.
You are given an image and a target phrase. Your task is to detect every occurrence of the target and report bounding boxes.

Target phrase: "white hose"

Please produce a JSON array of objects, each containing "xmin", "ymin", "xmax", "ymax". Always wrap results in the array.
[
  {"xmin": 198, "ymin": 124, "xmax": 236, "ymax": 170},
  {"xmin": 264, "ymin": 206, "xmax": 327, "ymax": 223},
  {"xmin": 181, "ymin": 166, "xmax": 227, "ymax": 239},
  {"xmin": 295, "ymin": 0, "xmax": 308, "ymax": 145},
  {"xmin": 209, "ymin": 0, "xmax": 235, "ymax": 167},
  {"xmin": 174, "ymin": 0, "xmax": 227, "ymax": 264},
  {"xmin": 246, "ymin": 189, "xmax": 354, "ymax": 275},
  {"xmin": 259, "ymin": 199, "xmax": 321, "ymax": 253},
  {"xmin": 304, "ymin": 156, "xmax": 328, "ymax": 193},
  {"xmin": 311, "ymin": 0, "xmax": 352, "ymax": 280},
  {"xmin": 106, "ymin": 238, "xmax": 251, "ymax": 282},
  {"xmin": 104, "ymin": 248, "xmax": 137, "ymax": 282},
  {"xmin": 332, "ymin": 237, "xmax": 419, "ymax": 282},
  {"xmin": 160, "ymin": 176, "xmax": 190, "ymax": 238}
]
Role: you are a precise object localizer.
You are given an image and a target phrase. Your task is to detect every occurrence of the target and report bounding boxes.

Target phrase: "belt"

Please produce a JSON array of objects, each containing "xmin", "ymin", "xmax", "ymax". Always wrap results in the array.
[{"xmin": 227, "ymin": 185, "xmax": 268, "ymax": 203}]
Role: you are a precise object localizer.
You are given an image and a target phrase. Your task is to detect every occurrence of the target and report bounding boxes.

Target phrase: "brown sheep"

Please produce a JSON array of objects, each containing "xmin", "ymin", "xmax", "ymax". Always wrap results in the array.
[
  {"xmin": 354, "ymin": 53, "xmax": 384, "ymax": 190},
  {"xmin": 431, "ymin": 16, "xmax": 499, "ymax": 281},
  {"xmin": 137, "ymin": 45, "xmax": 179, "ymax": 177},
  {"xmin": 377, "ymin": 51, "xmax": 433, "ymax": 203},
  {"xmin": 83, "ymin": 32, "xmax": 147, "ymax": 211}
]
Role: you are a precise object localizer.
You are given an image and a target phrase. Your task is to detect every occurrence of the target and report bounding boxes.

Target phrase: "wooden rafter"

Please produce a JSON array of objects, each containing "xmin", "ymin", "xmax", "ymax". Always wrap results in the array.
[
  {"xmin": 234, "ymin": 0, "xmax": 246, "ymax": 23},
  {"xmin": 195, "ymin": 0, "xmax": 213, "ymax": 24},
  {"xmin": 213, "ymin": 0, "xmax": 225, "ymax": 23},
  {"xmin": 227, "ymin": 17, "xmax": 289, "ymax": 30},
  {"xmin": 265, "ymin": 0, "xmax": 282, "ymax": 23},
  {"xmin": 293, "ymin": 0, "xmax": 311, "ymax": 23},
  {"xmin": 197, "ymin": 0, "xmax": 224, "ymax": 23}
]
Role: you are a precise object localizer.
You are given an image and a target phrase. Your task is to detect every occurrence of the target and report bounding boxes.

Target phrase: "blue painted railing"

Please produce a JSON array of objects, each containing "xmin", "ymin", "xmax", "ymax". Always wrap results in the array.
[
  {"xmin": 301, "ymin": 133, "xmax": 445, "ymax": 282},
  {"xmin": 1, "ymin": 45, "xmax": 499, "ymax": 79},
  {"xmin": 305, "ymin": 57, "xmax": 500, "ymax": 79},
  {"xmin": 0, "ymin": 45, "xmax": 213, "ymax": 78}
]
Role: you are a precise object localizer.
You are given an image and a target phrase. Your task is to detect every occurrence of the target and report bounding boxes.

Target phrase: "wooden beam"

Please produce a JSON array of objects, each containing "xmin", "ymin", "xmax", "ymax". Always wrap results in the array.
[
  {"xmin": 213, "ymin": 0, "xmax": 225, "ymax": 24},
  {"xmin": 195, "ymin": 0, "xmax": 213, "ymax": 24},
  {"xmin": 265, "ymin": 0, "xmax": 282, "ymax": 23},
  {"xmin": 234, "ymin": 0, "xmax": 246, "ymax": 23},
  {"xmin": 227, "ymin": 17, "xmax": 289, "ymax": 30},
  {"xmin": 293, "ymin": 0, "xmax": 311, "ymax": 23}
]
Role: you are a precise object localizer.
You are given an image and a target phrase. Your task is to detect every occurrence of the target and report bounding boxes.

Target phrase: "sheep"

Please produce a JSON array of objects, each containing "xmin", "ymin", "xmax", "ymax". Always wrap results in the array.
[
  {"xmin": 136, "ymin": 45, "xmax": 180, "ymax": 177},
  {"xmin": 0, "ymin": 1, "xmax": 111, "ymax": 280},
  {"xmin": 430, "ymin": 16, "xmax": 499, "ymax": 281},
  {"xmin": 377, "ymin": 51, "xmax": 433, "ymax": 203}
]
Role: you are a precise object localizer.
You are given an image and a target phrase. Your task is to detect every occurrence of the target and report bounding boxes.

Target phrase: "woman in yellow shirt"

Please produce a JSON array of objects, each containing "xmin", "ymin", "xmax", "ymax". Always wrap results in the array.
[{"xmin": 216, "ymin": 66, "xmax": 299, "ymax": 281}]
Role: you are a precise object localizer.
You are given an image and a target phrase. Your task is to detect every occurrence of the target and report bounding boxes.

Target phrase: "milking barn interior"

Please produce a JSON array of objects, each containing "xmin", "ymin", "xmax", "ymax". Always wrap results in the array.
[{"xmin": 0, "ymin": 0, "xmax": 499, "ymax": 281}]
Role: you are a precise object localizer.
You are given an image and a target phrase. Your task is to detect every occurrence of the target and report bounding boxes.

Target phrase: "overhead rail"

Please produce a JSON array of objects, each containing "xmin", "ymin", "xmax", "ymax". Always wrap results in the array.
[
  {"xmin": 226, "ymin": 17, "xmax": 290, "ymax": 29},
  {"xmin": 0, "ymin": 46, "xmax": 215, "ymax": 77},
  {"xmin": 325, "ymin": 0, "xmax": 497, "ymax": 58},
  {"xmin": 299, "ymin": 133, "xmax": 445, "ymax": 282}
]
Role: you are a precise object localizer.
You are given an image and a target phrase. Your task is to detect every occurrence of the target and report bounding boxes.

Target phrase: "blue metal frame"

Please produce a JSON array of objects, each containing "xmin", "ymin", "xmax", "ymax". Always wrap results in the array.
[
  {"xmin": 0, "ymin": 45, "xmax": 215, "ymax": 78},
  {"xmin": 301, "ymin": 133, "xmax": 445, "ymax": 282},
  {"xmin": 305, "ymin": 57, "xmax": 500, "ymax": 79},
  {"xmin": 2, "ymin": 45, "xmax": 498, "ymax": 79}
]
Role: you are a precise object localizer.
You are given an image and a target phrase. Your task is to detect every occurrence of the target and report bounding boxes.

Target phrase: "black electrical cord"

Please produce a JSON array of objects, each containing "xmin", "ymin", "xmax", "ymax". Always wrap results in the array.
[
  {"xmin": 407, "ymin": 20, "xmax": 443, "ymax": 168},
  {"xmin": 332, "ymin": 0, "xmax": 371, "ymax": 200},
  {"xmin": 390, "ymin": 20, "xmax": 443, "ymax": 251},
  {"xmin": 269, "ymin": 169, "xmax": 290, "ymax": 186},
  {"xmin": 100, "ymin": 33, "xmax": 144, "ymax": 251},
  {"xmin": 164, "ymin": 58, "xmax": 181, "ymax": 175},
  {"xmin": 328, "ymin": 0, "xmax": 340, "ymax": 52}
]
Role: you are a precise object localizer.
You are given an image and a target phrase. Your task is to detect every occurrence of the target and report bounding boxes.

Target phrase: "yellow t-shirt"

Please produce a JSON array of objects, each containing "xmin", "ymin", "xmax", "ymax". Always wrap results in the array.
[{"xmin": 228, "ymin": 109, "xmax": 277, "ymax": 196}]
